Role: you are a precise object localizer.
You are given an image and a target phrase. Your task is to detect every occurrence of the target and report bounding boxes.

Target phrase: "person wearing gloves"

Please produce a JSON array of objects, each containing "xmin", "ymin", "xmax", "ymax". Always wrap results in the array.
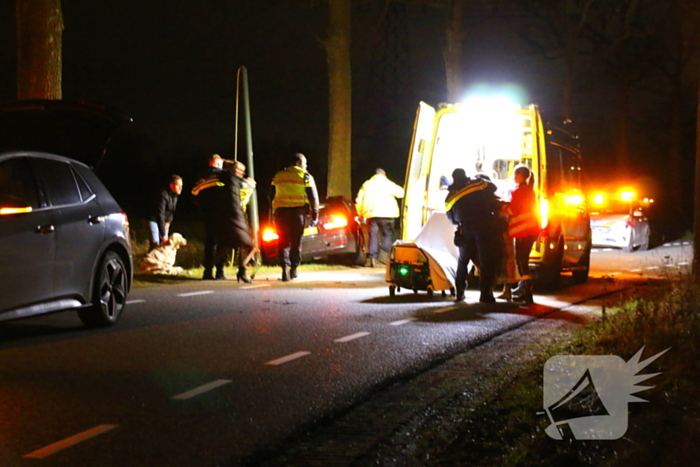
[
  {"xmin": 355, "ymin": 168, "xmax": 405, "ymax": 267},
  {"xmin": 270, "ymin": 153, "xmax": 319, "ymax": 281}
]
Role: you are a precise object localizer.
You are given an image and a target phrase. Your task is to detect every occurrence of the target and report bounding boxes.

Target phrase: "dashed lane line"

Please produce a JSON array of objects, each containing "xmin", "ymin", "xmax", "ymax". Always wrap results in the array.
[
  {"xmin": 334, "ymin": 332, "xmax": 371, "ymax": 343},
  {"xmin": 126, "ymin": 299, "xmax": 146, "ymax": 305},
  {"xmin": 240, "ymin": 284, "xmax": 271, "ymax": 289},
  {"xmin": 646, "ymin": 266, "xmax": 660, "ymax": 270},
  {"xmin": 389, "ymin": 318, "xmax": 418, "ymax": 326},
  {"xmin": 172, "ymin": 379, "xmax": 232, "ymax": 400},
  {"xmin": 266, "ymin": 351, "xmax": 311, "ymax": 366},
  {"xmin": 23, "ymin": 425, "xmax": 118, "ymax": 459},
  {"xmin": 177, "ymin": 290, "xmax": 214, "ymax": 297}
]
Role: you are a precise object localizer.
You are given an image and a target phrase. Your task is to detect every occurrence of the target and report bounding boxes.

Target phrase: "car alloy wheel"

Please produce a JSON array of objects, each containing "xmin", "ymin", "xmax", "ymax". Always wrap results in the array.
[{"xmin": 78, "ymin": 251, "xmax": 127, "ymax": 327}]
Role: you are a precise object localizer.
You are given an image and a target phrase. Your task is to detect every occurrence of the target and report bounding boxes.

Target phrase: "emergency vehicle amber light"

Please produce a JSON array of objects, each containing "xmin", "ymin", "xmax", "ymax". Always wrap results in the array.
[
  {"xmin": 592, "ymin": 193, "xmax": 605, "ymax": 205},
  {"xmin": 323, "ymin": 215, "xmax": 348, "ymax": 230},
  {"xmin": 565, "ymin": 193, "xmax": 584, "ymax": 206},
  {"xmin": 619, "ymin": 190, "xmax": 636, "ymax": 201},
  {"xmin": 538, "ymin": 199, "xmax": 549, "ymax": 230},
  {"xmin": 0, "ymin": 206, "xmax": 32, "ymax": 215},
  {"xmin": 262, "ymin": 227, "xmax": 279, "ymax": 242}
]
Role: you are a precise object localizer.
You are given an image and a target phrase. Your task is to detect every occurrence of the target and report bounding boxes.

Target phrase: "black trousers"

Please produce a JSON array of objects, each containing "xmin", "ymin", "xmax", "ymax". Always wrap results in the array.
[
  {"xmin": 514, "ymin": 235, "xmax": 538, "ymax": 280},
  {"xmin": 455, "ymin": 222, "xmax": 500, "ymax": 296},
  {"xmin": 202, "ymin": 216, "xmax": 218, "ymax": 270},
  {"xmin": 274, "ymin": 206, "xmax": 306, "ymax": 268},
  {"xmin": 368, "ymin": 217, "xmax": 395, "ymax": 258}
]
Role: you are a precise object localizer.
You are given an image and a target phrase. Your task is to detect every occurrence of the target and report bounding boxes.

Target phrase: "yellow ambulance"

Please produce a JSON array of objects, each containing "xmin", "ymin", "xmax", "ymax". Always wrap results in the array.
[{"xmin": 401, "ymin": 99, "xmax": 591, "ymax": 287}]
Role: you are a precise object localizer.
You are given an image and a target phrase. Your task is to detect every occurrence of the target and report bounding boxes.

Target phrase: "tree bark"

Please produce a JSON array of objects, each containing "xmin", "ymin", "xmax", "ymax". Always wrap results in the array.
[
  {"xmin": 16, "ymin": 0, "xmax": 63, "ymax": 100},
  {"xmin": 325, "ymin": 0, "xmax": 352, "ymax": 199},
  {"xmin": 444, "ymin": 0, "xmax": 466, "ymax": 102},
  {"xmin": 693, "ymin": 74, "xmax": 700, "ymax": 281}
]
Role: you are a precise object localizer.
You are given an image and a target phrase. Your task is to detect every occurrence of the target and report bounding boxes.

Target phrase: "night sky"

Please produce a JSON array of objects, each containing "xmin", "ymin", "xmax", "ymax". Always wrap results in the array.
[{"xmin": 0, "ymin": 1, "xmax": 693, "ymax": 230}]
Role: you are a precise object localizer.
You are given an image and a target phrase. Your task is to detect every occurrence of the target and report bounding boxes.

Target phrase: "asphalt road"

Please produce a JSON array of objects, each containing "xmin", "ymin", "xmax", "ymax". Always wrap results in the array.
[{"xmin": 0, "ymin": 240, "xmax": 691, "ymax": 466}]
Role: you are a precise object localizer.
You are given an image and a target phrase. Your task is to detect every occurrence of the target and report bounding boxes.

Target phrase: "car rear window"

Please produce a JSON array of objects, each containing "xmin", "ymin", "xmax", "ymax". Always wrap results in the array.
[{"xmin": 31, "ymin": 157, "xmax": 82, "ymax": 207}]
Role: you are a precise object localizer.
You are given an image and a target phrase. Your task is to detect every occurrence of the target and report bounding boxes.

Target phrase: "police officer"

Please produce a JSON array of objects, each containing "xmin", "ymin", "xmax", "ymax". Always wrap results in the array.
[
  {"xmin": 355, "ymin": 168, "xmax": 405, "ymax": 268},
  {"xmin": 270, "ymin": 153, "xmax": 319, "ymax": 281},
  {"xmin": 445, "ymin": 169, "xmax": 501, "ymax": 303}
]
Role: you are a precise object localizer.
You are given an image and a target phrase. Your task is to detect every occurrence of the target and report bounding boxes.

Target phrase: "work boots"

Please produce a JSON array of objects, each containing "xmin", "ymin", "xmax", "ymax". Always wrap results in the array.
[
  {"xmin": 202, "ymin": 268, "xmax": 214, "ymax": 280},
  {"xmin": 281, "ymin": 265, "xmax": 290, "ymax": 282},
  {"xmin": 369, "ymin": 258, "xmax": 377, "ymax": 268},
  {"xmin": 215, "ymin": 268, "xmax": 227, "ymax": 280},
  {"xmin": 455, "ymin": 287, "xmax": 465, "ymax": 302}
]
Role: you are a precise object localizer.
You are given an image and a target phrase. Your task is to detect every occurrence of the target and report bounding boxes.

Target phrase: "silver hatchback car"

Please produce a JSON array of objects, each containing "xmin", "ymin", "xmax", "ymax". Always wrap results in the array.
[{"xmin": 0, "ymin": 100, "xmax": 133, "ymax": 327}]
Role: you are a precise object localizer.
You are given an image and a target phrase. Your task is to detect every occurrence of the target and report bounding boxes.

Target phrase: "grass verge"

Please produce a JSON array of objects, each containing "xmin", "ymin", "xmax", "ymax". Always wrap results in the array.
[{"xmin": 393, "ymin": 278, "xmax": 700, "ymax": 466}]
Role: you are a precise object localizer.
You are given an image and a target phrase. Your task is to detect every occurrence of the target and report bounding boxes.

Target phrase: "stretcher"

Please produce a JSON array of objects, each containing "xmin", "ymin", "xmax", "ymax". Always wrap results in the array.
[{"xmin": 385, "ymin": 212, "xmax": 458, "ymax": 298}]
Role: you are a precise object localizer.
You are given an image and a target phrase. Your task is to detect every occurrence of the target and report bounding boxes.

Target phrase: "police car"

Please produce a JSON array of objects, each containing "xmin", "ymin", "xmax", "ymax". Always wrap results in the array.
[
  {"xmin": 260, "ymin": 196, "xmax": 367, "ymax": 265},
  {"xmin": 590, "ymin": 190, "xmax": 652, "ymax": 252}
]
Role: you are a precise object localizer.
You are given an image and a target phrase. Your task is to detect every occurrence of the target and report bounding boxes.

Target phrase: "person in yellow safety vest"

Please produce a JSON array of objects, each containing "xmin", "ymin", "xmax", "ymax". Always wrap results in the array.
[
  {"xmin": 270, "ymin": 153, "xmax": 319, "ymax": 282},
  {"xmin": 355, "ymin": 168, "xmax": 405, "ymax": 268}
]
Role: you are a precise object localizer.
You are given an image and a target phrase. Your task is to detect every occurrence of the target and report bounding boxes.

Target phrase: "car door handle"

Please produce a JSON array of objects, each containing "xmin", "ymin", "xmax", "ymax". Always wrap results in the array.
[
  {"xmin": 88, "ymin": 216, "xmax": 102, "ymax": 225},
  {"xmin": 36, "ymin": 224, "xmax": 55, "ymax": 234}
]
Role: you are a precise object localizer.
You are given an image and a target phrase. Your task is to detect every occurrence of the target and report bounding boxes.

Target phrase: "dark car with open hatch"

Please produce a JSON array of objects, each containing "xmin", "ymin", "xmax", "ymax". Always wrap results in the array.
[{"xmin": 0, "ymin": 100, "xmax": 133, "ymax": 327}]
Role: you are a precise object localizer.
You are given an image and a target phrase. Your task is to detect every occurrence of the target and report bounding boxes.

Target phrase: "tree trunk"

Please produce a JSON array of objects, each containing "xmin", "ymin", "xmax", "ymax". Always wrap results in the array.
[
  {"xmin": 693, "ymin": 75, "xmax": 700, "ymax": 282},
  {"xmin": 444, "ymin": 0, "xmax": 466, "ymax": 102},
  {"xmin": 16, "ymin": 0, "xmax": 63, "ymax": 100},
  {"xmin": 613, "ymin": 81, "xmax": 630, "ymax": 178},
  {"xmin": 325, "ymin": 0, "xmax": 352, "ymax": 199}
]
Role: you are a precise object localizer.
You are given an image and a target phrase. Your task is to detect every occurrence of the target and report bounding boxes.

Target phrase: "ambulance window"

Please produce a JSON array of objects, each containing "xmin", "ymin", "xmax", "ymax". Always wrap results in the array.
[{"xmin": 546, "ymin": 144, "xmax": 580, "ymax": 194}]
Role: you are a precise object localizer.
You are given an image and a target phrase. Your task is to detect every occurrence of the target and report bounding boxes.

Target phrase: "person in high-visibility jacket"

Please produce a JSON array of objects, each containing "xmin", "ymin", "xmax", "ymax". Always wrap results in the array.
[
  {"xmin": 355, "ymin": 168, "xmax": 405, "ymax": 267},
  {"xmin": 270, "ymin": 153, "xmax": 319, "ymax": 281},
  {"xmin": 504, "ymin": 165, "xmax": 540, "ymax": 304}
]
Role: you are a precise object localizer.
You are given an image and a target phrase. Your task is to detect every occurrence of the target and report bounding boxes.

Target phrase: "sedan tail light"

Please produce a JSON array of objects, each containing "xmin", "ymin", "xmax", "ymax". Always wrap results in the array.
[
  {"xmin": 323, "ymin": 214, "xmax": 348, "ymax": 230},
  {"xmin": 262, "ymin": 227, "xmax": 279, "ymax": 242}
]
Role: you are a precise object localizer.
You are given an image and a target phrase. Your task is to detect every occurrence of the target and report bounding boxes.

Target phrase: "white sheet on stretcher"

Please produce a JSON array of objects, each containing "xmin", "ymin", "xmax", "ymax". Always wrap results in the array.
[{"xmin": 386, "ymin": 211, "xmax": 458, "ymax": 291}]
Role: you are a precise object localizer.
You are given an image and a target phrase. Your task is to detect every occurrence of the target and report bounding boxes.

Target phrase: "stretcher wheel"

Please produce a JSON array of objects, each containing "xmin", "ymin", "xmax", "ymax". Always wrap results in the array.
[
  {"xmin": 427, "ymin": 286, "xmax": 434, "ymax": 298},
  {"xmin": 389, "ymin": 285, "xmax": 396, "ymax": 297}
]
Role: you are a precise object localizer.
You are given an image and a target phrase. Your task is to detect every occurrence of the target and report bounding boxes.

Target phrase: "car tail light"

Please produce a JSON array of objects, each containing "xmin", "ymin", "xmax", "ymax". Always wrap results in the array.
[
  {"xmin": 262, "ymin": 227, "xmax": 279, "ymax": 242},
  {"xmin": 323, "ymin": 214, "xmax": 348, "ymax": 230}
]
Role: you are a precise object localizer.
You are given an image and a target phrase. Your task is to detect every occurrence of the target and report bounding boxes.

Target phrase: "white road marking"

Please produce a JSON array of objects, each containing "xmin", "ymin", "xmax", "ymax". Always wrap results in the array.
[
  {"xmin": 177, "ymin": 290, "xmax": 214, "ymax": 297},
  {"xmin": 673, "ymin": 242, "xmax": 681, "ymax": 246},
  {"xmin": 24, "ymin": 425, "xmax": 118, "ymax": 459},
  {"xmin": 389, "ymin": 318, "xmax": 417, "ymax": 326},
  {"xmin": 683, "ymin": 242, "xmax": 691, "ymax": 245},
  {"xmin": 334, "ymin": 332, "xmax": 371, "ymax": 343},
  {"xmin": 240, "ymin": 284, "xmax": 270, "ymax": 289},
  {"xmin": 172, "ymin": 379, "xmax": 232, "ymax": 400},
  {"xmin": 126, "ymin": 299, "xmax": 146, "ymax": 305},
  {"xmin": 630, "ymin": 268, "xmax": 642, "ymax": 272},
  {"xmin": 646, "ymin": 266, "xmax": 660, "ymax": 270},
  {"xmin": 678, "ymin": 262, "xmax": 689, "ymax": 266},
  {"xmin": 266, "ymin": 351, "xmax": 311, "ymax": 366}
]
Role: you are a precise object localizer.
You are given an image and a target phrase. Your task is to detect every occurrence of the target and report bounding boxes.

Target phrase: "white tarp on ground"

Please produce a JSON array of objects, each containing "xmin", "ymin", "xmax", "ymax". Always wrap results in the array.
[{"xmin": 386, "ymin": 211, "xmax": 458, "ymax": 291}]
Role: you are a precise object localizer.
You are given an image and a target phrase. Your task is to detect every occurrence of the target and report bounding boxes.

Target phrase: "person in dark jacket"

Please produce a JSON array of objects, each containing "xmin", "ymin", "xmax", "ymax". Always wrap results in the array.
[
  {"xmin": 191, "ymin": 154, "xmax": 254, "ymax": 281},
  {"xmin": 147, "ymin": 174, "xmax": 183, "ymax": 251},
  {"xmin": 222, "ymin": 159, "xmax": 256, "ymax": 283},
  {"xmin": 445, "ymin": 168, "xmax": 501, "ymax": 303}
]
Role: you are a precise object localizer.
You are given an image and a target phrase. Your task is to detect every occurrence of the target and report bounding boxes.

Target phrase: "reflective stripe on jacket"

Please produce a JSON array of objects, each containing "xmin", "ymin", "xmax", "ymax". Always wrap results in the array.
[
  {"xmin": 444, "ymin": 178, "xmax": 490, "ymax": 212},
  {"xmin": 355, "ymin": 174, "xmax": 405, "ymax": 219},
  {"xmin": 272, "ymin": 165, "xmax": 317, "ymax": 210},
  {"xmin": 505, "ymin": 183, "xmax": 539, "ymax": 238}
]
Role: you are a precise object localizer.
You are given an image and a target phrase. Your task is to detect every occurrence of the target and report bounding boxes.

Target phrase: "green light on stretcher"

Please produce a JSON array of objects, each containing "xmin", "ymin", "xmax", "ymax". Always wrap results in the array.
[{"xmin": 398, "ymin": 265, "xmax": 410, "ymax": 276}]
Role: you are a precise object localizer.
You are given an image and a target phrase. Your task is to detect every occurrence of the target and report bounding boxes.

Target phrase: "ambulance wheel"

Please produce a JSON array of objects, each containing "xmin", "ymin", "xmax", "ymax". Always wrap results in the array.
[
  {"xmin": 427, "ymin": 287, "xmax": 434, "ymax": 298},
  {"xmin": 389, "ymin": 285, "xmax": 396, "ymax": 297}
]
